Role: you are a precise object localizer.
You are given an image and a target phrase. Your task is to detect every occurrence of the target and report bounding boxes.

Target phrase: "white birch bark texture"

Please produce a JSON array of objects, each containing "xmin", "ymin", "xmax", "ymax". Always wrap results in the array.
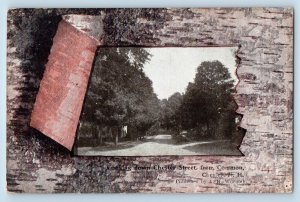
[{"xmin": 6, "ymin": 8, "xmax": 293, "ymax": 193}]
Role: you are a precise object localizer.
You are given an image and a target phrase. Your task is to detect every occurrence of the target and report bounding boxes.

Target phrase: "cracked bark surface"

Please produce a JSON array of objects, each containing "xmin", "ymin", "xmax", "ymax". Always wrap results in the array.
[
  {"xmin": 30, "ymin": 15, "xmax": 103, "ymax": 150},
  {"xmin": 7, "ymin": 8, "xmax": 293, "ymax": 193}
]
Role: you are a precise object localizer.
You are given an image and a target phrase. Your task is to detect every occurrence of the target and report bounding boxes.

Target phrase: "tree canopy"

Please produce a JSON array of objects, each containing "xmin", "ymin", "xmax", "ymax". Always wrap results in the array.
[
  {"xmin": 78, "ymin": 48, "xmax": 160, "ymax": 142},
  {"xmin": 179, "ymin": 60, "xmax": 236, "ymax": 138}
]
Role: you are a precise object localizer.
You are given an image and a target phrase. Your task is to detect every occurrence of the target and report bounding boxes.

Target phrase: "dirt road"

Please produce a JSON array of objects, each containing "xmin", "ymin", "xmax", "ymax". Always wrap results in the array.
[{"xmin": 76, "ymin": 134, "xmax": 242, "ymax": 156}]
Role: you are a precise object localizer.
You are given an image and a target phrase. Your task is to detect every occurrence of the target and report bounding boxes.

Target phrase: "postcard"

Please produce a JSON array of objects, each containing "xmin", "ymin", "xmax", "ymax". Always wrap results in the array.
[{"xmin": 7, "ymin": 8, "xmax": 293, "ymax": 193}]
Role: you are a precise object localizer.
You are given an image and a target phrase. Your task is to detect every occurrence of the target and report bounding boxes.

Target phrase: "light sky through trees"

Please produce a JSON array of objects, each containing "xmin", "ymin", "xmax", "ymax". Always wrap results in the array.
[{"xmin": 143, "ymin": 47, "xmax": 238, "ymax": 99}]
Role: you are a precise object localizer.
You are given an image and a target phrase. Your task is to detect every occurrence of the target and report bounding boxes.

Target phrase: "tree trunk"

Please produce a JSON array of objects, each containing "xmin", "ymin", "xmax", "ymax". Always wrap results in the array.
[
  {"xmin": 99, "ymin": 133, "xmax": 103, "ymax": 145},
  {"xmin": 115, "ymin": 133, "xmax": 118, "ymax": 146},
  {"xmin": 97, "ymin": 126, "xmax": 103, "ymax": 145}
]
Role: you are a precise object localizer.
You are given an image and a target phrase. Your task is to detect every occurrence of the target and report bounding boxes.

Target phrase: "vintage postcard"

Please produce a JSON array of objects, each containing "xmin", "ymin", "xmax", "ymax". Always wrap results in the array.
[
  {"xmin": 74, "ymin": 47, "xmax": 243, "ymax": 156},
  {"xmin": 7, "ymin": 8, "xmax": 293, "ymax": 193}
]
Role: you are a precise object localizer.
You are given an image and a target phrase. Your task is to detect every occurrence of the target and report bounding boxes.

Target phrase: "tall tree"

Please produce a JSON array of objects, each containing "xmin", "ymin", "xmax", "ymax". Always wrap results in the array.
[
  {"xmin": 180, "ymin": 60, "xmax": 235, "ymax": 138},
  {"xmin": 78, "ymin": 48, "xmax": 160, "ymax": 145}
]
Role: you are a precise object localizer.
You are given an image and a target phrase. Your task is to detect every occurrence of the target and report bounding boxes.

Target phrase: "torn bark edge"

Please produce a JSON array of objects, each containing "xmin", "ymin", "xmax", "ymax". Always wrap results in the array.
[
  {"xmin": 233, "ymin": 44, "xmax": 247, "ymax": 155},
  {"xmin": 62, "ymin": 14, "xmax": 105, "ymax": 45}
]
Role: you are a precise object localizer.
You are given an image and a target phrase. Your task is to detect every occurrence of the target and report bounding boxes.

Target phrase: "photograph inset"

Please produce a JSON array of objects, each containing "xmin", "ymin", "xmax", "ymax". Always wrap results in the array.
[{"xmin": 74, "ymin": 47, "xmax": 244, "ymax": 156}]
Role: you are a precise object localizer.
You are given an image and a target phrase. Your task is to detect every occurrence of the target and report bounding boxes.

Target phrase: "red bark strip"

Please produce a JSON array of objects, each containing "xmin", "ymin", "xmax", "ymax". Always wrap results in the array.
[{"xmin": 30, "ymin": 17, "xmax": 101, "ymax": 150}]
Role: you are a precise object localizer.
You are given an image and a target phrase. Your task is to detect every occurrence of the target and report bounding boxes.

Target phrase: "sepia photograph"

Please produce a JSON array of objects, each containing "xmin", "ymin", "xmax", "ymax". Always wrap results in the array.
[{"xmin": 74, "ymin": 47, "xmax": 245, "ymax": 156}]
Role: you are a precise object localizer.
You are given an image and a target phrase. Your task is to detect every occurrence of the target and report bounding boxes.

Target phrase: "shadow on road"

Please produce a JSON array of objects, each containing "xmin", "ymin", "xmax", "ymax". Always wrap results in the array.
[{"xmin": 182, "ymin": 140, "xmax": 242, "ymax": 156}]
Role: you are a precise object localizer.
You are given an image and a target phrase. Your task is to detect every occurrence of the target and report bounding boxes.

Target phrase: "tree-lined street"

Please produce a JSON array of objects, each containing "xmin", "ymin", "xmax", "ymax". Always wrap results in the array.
[{"xmin": 75, "ymin": 47, "xmax": 244, "ymax": 155}]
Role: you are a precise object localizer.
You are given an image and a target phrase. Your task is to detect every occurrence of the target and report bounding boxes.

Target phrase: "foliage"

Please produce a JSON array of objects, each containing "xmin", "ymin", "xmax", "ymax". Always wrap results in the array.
[
  {"xmin": 179, "ymin": 60, "xmax": 236, "ymax": 139},
  {"xmin": 159, "ymin": 92, "xmax": 183, "ymax": 131},
  {"xmin": 78, "ymin": 48, "xmax": 160, "ymax": 142}
]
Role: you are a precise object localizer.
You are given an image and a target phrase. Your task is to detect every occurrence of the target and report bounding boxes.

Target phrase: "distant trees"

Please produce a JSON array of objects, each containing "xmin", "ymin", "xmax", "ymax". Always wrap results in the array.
[
  {"xmin": 78, "ymin": 48, "xmax": 160, "ymax": 145},
  {"xmin": 160, "ymin": 92, "xmax": 183, "ymax": 131}
]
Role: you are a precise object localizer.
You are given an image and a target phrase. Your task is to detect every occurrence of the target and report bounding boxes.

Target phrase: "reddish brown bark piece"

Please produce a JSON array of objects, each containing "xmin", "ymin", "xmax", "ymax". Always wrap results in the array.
[{"xmin": 30, "ymin": 16, "xmax": 102, "ymax": 150}]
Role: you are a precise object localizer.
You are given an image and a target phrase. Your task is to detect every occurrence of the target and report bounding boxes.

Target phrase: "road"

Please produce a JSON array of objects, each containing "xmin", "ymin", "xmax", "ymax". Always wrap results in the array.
[{"xmin": 76, "ymin": 134, "xmax": 242, "ymax": 156}]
